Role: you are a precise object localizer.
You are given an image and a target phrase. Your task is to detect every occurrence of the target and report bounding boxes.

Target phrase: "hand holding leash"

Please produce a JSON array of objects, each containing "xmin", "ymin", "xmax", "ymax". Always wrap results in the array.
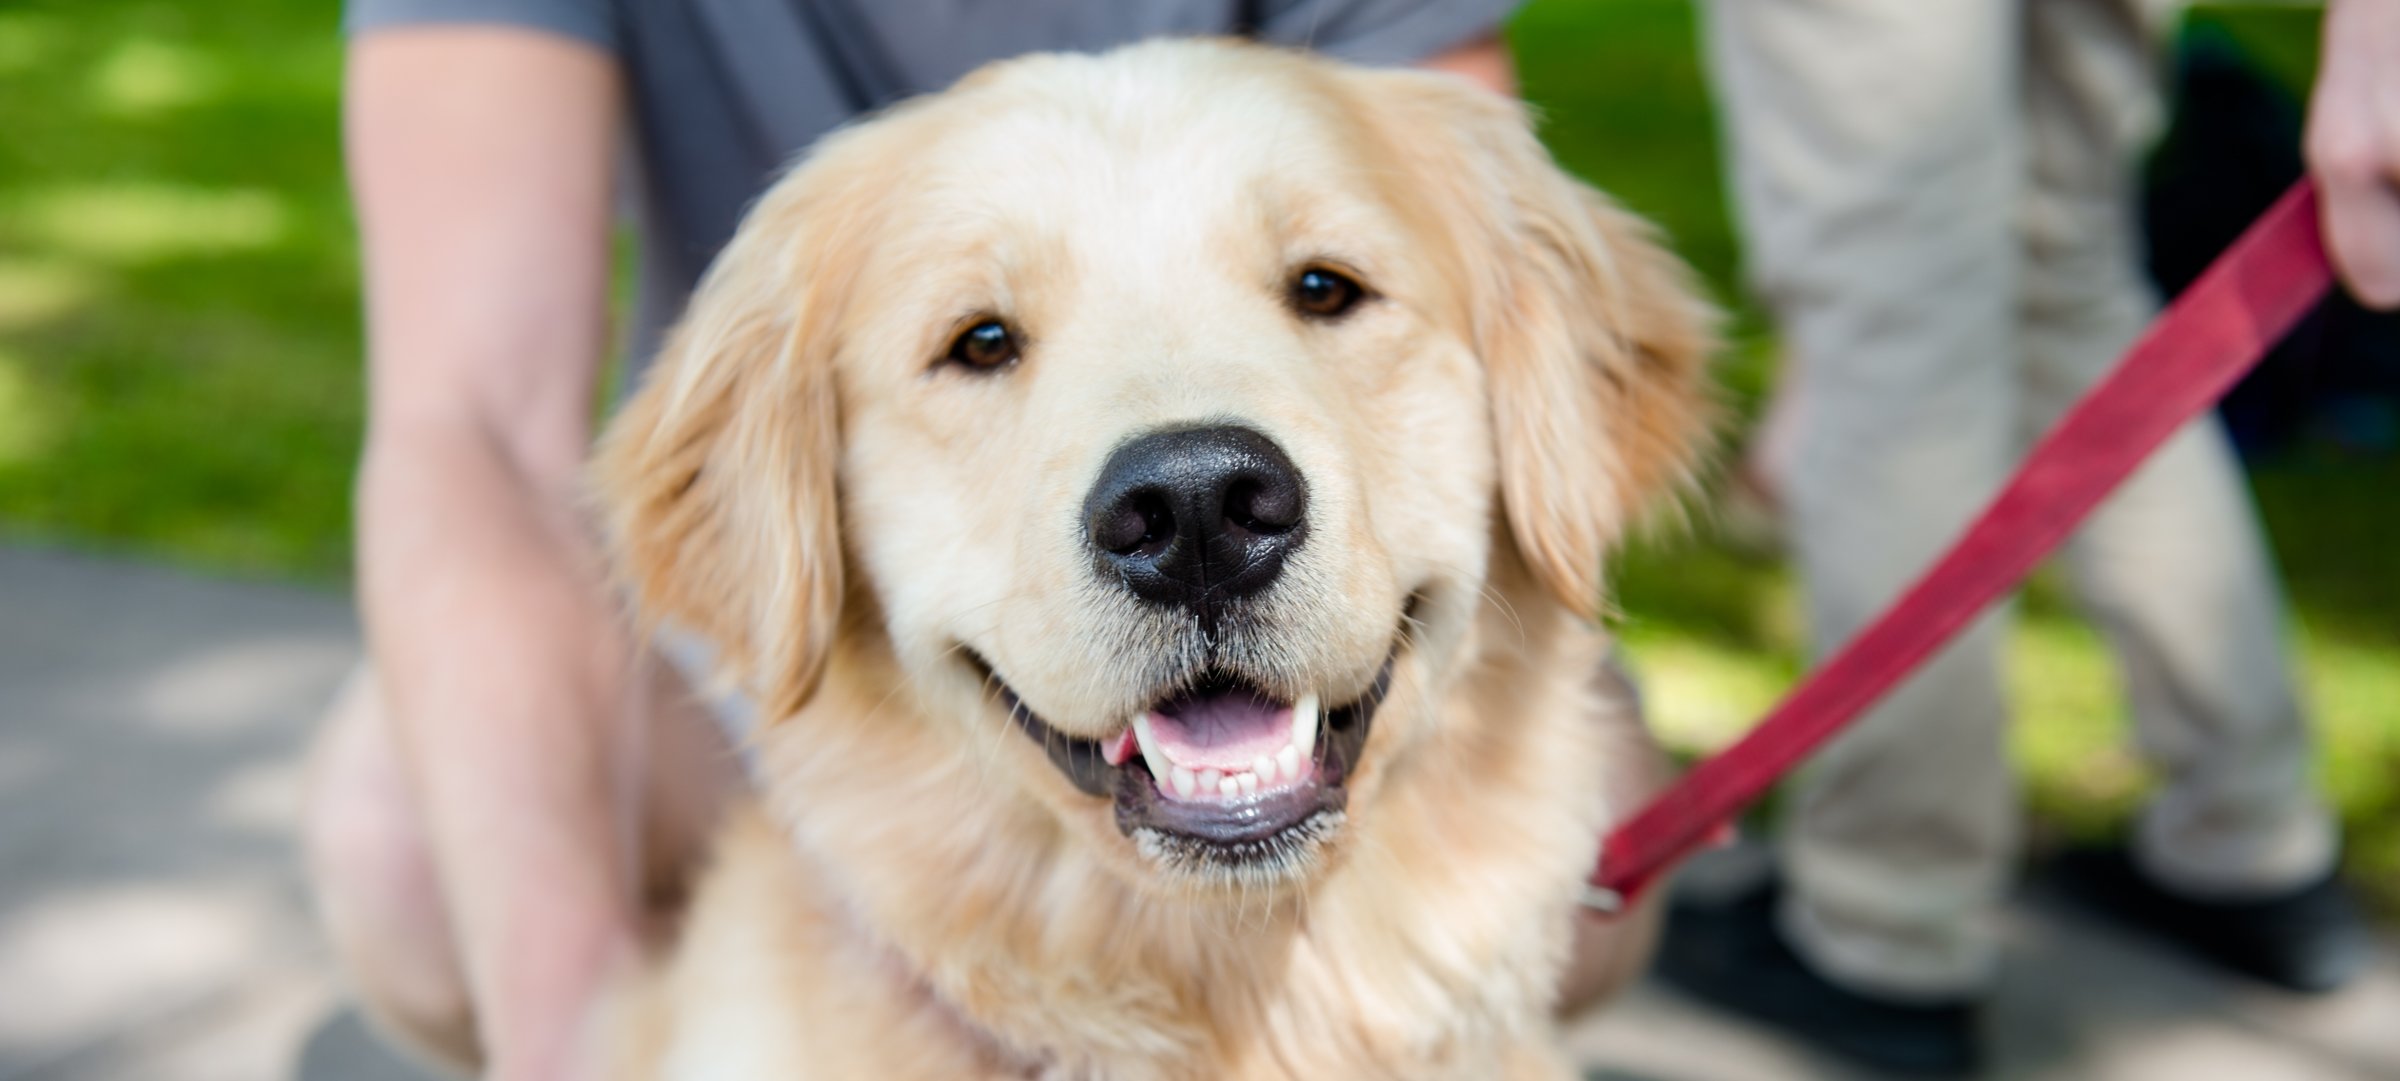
[{"xmin": 2309, "ymin": 0, "xmax": 2400, "ymax": 308}]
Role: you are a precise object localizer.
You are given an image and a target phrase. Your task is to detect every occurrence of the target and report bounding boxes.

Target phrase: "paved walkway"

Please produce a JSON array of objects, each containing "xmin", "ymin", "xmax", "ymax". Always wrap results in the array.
[{"xmin": 2, "ymin": 546, "xmax": 2393, "ymax": 1080}]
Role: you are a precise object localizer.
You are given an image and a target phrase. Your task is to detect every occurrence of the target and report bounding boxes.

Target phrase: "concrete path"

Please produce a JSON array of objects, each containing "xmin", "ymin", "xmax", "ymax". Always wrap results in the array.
[
  {"xmin": 2, "ymin": 546, "xmax": 2393, "ymax": 1080},
  {"xmin": 0, "ymin": 546, "xmax": 421, "ymax": 1080}
]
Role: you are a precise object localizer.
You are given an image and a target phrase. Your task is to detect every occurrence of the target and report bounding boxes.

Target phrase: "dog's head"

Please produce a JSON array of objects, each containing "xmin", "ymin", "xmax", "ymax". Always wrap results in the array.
[{"xmin": 598, "ymin": 41, "xmax": 1710, "ymax": 899}]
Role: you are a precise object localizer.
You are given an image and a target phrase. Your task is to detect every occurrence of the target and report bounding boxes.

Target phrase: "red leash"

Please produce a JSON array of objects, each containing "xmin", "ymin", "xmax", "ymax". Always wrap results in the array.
[{"xmin": 1584, "ymin": 180, "xmax": 2336, "ymax": 914}]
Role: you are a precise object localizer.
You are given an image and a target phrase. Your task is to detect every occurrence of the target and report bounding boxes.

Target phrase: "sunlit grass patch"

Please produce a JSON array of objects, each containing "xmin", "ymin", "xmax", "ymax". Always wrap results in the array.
[
  {"xmin": 9, "ymin": 184, "xmax": 289, "ymax": 264},
  {"xmin": 2299, "ymin": 625, "xmax": 2400, "ymax": 908},
  {"xmin": 0, "ymin": 349, "xmax": 60, "ymax": 466},
  {"xmin": 1619, "ymin": 627, "xmax": 1794, "ymax": 754},
  {"xmin": 2307, "ymin": 631, "xmax": 2400, "ymax": 805},
  {"xmin": 91, "ymin": 38, "xmax": 222, "ymax": 117},
  {"xmin": 2011, "ymin": 610, "xmax": 2148, "ymax": 840},
  {"xmin": 0, "ymin": 259, "xmax": 101, "ymax": 330}
]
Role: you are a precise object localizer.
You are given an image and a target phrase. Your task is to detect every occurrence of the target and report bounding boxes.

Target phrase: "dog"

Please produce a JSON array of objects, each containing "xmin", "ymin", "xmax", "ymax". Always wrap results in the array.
[{"xmin": 591, "ymin": 39, "xmax": 1714, "ymax": 1080}]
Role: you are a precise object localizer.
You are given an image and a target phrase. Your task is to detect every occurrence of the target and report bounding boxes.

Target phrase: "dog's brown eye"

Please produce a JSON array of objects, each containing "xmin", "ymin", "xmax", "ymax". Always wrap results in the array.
[
  {"xmin": 947, "ymin": 319, "xmax": 1019, "ymax": 371},
  {"xmin": 1290, "ymin": 267, "xmax": 1365, "ymax": 319}
]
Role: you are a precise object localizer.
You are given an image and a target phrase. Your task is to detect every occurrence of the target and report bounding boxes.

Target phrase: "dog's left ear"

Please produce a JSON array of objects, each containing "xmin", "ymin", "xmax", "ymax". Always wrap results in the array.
[
  {"xmin": 1351, "ymin": 70, "xmax": 1718, "ymax": 620},
  {"xmin": 593, "ymin": 159, "xmax": 865, "ymax": 723}
]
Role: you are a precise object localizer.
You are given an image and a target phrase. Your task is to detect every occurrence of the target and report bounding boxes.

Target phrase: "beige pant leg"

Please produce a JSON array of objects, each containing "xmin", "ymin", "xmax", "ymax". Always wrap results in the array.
[
  {"xmin": 2020, "ymin": 0, "xmax": 2338, "ymax": 901},
  {"xmin": 1706, "ymin": 0, "xmax": 2024, "ymax": 1000}
]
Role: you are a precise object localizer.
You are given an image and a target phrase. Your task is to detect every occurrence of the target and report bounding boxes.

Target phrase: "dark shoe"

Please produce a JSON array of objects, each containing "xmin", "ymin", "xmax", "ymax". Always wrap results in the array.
[
  {"xmin": 1653, "ymin": 882, "xmax": 1981, "ymax": 1077},
  {"xmin": 2051, "ymin": 846, "xmax": 2372, "ymax": 993}
]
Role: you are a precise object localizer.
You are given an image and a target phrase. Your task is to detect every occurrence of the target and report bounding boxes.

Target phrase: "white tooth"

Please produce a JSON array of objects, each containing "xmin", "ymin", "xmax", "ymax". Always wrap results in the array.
[
  {"xmin": 1277, "ymin": 744, "xmax": 1301, "ymax": 781},
  {"xmin": 1252, "ymin": 755, "xmax": 1279, "ymax": 784},
  {"xmin": 1131, "ymin": 713, "xmax": 1176, "ymax": 783},
  {"xmin": 1237, "ymin": 771, "xmax": 1259, "ymax": 796},
  {"xmin": 1292, "ymin": 693, "xmax": 1320, "ymax": 764},
  {"xmin": 1170, "ymin": 766, "xmax": 1197, "ymax": 799},
  {"xmin": 1219, "ymin": 775, "xmax": 1242, "ymax": 798},
  {"xmin": 1199, "ymin": 768, "xmax": 1223, "ymax": 793}
]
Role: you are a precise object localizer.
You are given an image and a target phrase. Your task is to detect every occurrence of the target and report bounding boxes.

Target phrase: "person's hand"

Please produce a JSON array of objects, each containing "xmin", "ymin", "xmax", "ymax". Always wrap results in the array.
[{"xmin": 2308, "ymin": 0, "xmax": 2400, "ymax": 309}]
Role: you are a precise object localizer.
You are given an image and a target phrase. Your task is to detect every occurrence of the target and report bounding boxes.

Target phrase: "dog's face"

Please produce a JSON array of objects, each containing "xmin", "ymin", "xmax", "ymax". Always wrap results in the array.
[{"xmin": 600, "ymin": 42, "xmax": 1710, "ymax": 899}]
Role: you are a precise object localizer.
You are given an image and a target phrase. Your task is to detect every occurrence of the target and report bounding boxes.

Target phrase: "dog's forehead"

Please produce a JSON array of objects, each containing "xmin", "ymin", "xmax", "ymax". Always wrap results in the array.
[{"xmin": 909, "ymin": 52, "xmax": 1383, "ymax": 254}]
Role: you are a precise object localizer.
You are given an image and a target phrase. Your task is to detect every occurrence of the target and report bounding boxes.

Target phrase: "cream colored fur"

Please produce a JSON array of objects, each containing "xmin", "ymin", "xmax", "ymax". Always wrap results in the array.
[{"xmin": 591, "ymin": 40, "xmax": 1714, "ymax": 1081}]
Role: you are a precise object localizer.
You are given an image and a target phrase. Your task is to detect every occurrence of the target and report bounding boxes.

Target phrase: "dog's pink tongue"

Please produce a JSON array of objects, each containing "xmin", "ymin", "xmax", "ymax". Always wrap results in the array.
[{"xmin": 1146, "ymin": 689, "xmax": 1292, "ymax": 771}]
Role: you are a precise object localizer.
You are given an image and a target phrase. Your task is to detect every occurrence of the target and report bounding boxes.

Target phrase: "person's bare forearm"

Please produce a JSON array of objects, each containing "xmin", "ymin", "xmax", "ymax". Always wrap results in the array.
[
  {"xmin": 358, "ymin": 425, "xmax": 639, "ymax": 1079},
  {"xmin": 346, "ymin": 30, "xmax": 628, "ymax": 1079}
]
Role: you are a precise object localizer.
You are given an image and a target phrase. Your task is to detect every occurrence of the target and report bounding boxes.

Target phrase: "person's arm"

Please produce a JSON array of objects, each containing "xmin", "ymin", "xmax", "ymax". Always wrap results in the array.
[
  {"xmin": 2308, "ymin": 0, "xmax": 2400, "ymax": 309},
  {"xmin": 1419, "ymin": 30, "xmax": 1517, "ymax": 97},
  {"xmin": 347, "ymin": 28, "xmax": 631, "ymax": 1080}
]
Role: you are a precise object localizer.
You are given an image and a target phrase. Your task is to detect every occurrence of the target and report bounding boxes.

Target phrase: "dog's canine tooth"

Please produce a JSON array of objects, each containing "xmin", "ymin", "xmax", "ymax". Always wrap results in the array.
[
  {"xmin": 1292, "ymin": 693, "xmax": 1320, "ymax": 763},
  {"xmin": 1131, "ymin": 713, "xmax": 1175, "ymax": 782},
  {"xmin": 1102, "ymin": 728, "xmax": 1136, "ymax": 767},
  {"xmin": 1170, "ymin": 766, "xmax": 1198, "ymax": 799},
  {"xmin": 1276, "ymin": 744, "xmax": 1300, "ymax": 781}
]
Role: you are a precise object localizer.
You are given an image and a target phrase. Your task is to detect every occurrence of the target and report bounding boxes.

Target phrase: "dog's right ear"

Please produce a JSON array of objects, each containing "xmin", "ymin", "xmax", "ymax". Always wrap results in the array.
[
  {"xmin": 1340, "ymin": 67, "xmax": 1718, "ymax": 622},
  {"xmin": 594, "ymin": 166, "xmax": 863, "ymax": 724}
]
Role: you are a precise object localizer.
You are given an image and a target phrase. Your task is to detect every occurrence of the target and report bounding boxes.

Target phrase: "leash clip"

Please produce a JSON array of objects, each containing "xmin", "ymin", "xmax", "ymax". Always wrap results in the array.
[{"xmin": 1576, "ymin": 884, "xmax": 1625, "ymax": 916}]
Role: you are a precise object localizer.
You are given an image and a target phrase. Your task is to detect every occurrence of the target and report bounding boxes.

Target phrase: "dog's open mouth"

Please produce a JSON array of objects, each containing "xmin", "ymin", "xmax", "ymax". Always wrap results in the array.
[{"xmin": 975, "ymin": 655, "xmax": 1393, "ymax": 870}]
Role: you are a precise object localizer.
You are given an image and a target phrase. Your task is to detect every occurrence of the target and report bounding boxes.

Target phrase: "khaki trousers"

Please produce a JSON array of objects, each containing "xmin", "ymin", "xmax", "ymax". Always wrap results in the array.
[{"xmin": 1704, "ymin": 0, "xmax": 2337, "ymax": 999}]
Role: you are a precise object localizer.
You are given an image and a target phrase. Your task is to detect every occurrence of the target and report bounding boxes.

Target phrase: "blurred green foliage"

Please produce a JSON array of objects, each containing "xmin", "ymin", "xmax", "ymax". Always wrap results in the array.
[
  {"xmin": 0, "ymin": 2, "xmax": 356, "ymax": 575},
  {"xmin": 0, "ymin": 0, "xmax": 2390, "ymax": 907}
]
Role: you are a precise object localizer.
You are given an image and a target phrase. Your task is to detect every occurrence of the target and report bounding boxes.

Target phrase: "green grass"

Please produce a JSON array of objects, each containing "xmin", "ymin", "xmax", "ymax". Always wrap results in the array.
[
  {"xmin": 2, "ymin": 1, "xmax": 2393, "ymax": 908},
  {"xmin": 0, "ymin": 3, "xmax": 357, "ymax": 577}
]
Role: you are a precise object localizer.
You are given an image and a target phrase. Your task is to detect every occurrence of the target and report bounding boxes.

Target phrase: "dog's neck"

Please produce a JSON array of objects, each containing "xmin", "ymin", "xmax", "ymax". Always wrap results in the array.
[{"xmin": 749, "ymin": 588, "xmax": 1615, "ymax": 1079}]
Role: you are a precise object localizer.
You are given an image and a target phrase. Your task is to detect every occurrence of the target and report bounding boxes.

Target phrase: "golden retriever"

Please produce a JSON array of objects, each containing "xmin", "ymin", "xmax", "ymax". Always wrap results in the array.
[{"xmin": 591, "ymin": 39, "xmax": 1713, "ymax": 1080}]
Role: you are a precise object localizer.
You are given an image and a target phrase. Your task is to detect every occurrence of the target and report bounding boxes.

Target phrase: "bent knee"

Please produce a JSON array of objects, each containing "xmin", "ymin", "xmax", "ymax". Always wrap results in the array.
[
  {"xmin": 304, "ymin": 671, "xmax": 428, "ymax": 919},
  {"xmin": 303, "ymin": 670, "xmax": 481, "ymax": 1071}
]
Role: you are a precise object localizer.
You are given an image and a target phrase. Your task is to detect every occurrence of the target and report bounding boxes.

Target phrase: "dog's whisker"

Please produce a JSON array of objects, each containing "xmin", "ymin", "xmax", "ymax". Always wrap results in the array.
[
  {"xmin": 920, "ymin": 637, "xmax": 1012, "ymax": 779},
  {"xmin": 1475, "ymin": 580, "xmax": 1527, "ymax": 648},
  {"xmin": 942, "ymin": 641, "xmax": 1024, "ymax": 784}
]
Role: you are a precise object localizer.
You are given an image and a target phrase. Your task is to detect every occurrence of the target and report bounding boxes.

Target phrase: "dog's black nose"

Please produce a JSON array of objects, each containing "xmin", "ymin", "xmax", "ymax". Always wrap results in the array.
[{"xmin": 1084, "ymin": 425, "xmax": 1308, "ymax": 612}]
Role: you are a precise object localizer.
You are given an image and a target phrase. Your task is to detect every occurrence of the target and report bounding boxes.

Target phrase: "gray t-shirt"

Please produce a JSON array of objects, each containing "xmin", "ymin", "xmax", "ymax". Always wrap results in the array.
[{"xmin": 346, "ymin": 0, "xmax": 1520, "ymax": 377}]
